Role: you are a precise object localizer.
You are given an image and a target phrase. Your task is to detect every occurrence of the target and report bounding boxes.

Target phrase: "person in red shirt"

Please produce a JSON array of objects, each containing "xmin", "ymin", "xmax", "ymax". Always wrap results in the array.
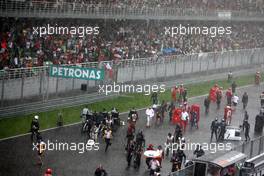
[
  {"xmin": 226, "ymin": 88, "xmax": 233, "ymax": 106},
  {"xmin": 126, "ymin": 122, "xmax": 135, "ymax": 150},
  {"xmin": 209, "ymin": 84, "xmax": 218, "ymax": 103},
  {"xmin": 171, "ymin": 86, "xmax": 177, "ymax": 102},
  {"xmin": 172, "ymin": 108, "xmax": 182, "ymax": 125}
]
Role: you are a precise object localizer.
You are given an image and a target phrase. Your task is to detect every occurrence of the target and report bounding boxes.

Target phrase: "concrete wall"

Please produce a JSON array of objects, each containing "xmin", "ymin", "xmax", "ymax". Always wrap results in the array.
[
  {"xmin": 117, "ymin": 49, "xmax": 264, "ymax": 82},
  {"xmin": 1, "ymin": 49, "xmax": 264, "ymax": 102}
]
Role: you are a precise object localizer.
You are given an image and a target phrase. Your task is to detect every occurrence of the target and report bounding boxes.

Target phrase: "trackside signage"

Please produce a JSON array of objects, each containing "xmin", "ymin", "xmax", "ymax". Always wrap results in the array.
[{"xmin": 49, "ymin": 65, "xmax": 104, "ymax": 80}]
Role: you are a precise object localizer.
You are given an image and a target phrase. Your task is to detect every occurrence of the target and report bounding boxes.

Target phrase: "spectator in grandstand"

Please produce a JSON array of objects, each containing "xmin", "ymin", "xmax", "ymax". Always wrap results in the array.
[
  {"xmin": 1, "ymin": 18, "xmax": 264, "ymax": 70},
  {"xmin": 17, "ymin": 0, "xmax": 264, "ymax": 13}
]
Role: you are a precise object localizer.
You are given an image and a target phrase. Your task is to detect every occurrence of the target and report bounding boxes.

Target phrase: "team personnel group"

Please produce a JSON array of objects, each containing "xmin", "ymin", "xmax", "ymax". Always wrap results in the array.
[{"xmin": 30, "ymin": 72, "xmax": 262, "ymax": 176}]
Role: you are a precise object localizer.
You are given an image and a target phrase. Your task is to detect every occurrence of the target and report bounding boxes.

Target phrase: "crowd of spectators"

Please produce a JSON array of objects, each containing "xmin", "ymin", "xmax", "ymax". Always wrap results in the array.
[
  {"xmin": 2, "ymin": 0, "xmax": 264, "ymax": 13},
  {"xmin": 64, "ymin": 0, "xmax": 264, "ymax": 12},
  {"xmin": 0, "ymin": 17, "xmax": 264, "ymax": 70}
]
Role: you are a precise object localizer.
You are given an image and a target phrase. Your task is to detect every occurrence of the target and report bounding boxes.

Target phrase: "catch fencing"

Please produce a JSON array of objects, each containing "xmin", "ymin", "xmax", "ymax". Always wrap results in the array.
[
  {"xmin": 0, "ymin": 48, "xmax": 264, "ymax": 107},
  {"xmin": 0, "ymin": 0, "xmax": 264, "ymax": 21}
]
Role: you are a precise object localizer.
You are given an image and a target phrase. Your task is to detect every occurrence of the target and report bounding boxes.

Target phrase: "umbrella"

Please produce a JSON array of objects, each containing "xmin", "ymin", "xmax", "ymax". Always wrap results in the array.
[
  {"xmin": 144, "ymin": 150, "xmax": 160, "ymax": 158},
  {"xmin": 87, "ymin": 139, "xmax": 95, "ymax": 146}
]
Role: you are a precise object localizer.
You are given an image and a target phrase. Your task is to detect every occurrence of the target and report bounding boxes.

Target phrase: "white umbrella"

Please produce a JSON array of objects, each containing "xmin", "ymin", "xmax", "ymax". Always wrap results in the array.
[
  {"xmin": 87, "ymin": 139, "xmax": 95, "ymax": 146},
  {"xmin": 144, "ymin": 150, "xmax": 160, "ymax": 158}
]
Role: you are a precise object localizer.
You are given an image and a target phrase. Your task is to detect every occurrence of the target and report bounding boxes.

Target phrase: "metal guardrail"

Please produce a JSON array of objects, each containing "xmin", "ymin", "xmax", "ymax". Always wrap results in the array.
[
  {"xmin": 0, "ymin": 92, "xmax": 119, "ymax": 118},
  {"xmin": 1, "ymin": 48, "xmax": 263, "ymax": 80},
  {"xmin": 0, "ymin": 66, "xmax": 258, "ymax": 116},
  {"xmin": 0, "ymin": 47, "xmax": 263, "ymax": 107},
  {"xmin": 0, "ymin": 61, "xmax": 100, "ymax": 80},
  {"xmin": 0, "ymin": 0, "xmax": 264, "ymax": 20},
  {"xmin": 232, "ymin": 135, "xmax": 264, "ymax": 158}
]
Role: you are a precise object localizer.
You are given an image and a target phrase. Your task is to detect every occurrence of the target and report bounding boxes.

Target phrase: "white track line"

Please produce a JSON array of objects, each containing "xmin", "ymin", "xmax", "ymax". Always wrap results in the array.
[{"xmin": 0, "ymin": 83, "xmax": 262, "ymax": 142}]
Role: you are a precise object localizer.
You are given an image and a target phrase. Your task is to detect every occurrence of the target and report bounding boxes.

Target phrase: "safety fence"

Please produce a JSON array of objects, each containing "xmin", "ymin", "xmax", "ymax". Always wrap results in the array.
[
  {"xmin": 1, "ymin": 48, "xmax": 263, "ymax": 80},
  {"xmin": 0, "ymin": 0, "xmax": 264, "ymax": 20},
  {"xmin": 0, "ymin": 48, "xmax": 264, "ymax": 106},
  {"xmin": 232, "ymin": 135, "xmax": 264, "ymax": 158}
]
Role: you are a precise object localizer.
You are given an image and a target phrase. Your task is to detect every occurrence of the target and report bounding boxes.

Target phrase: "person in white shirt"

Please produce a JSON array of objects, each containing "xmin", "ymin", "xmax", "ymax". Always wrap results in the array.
[
  {"xmin": 105, "ymin": 117, "xmax": 113, "ymax": 128},
  {"xmin": 165, "ymin": 133, "xmax": 174, "ymax": 157},
  {"xmin": 146, "ymin": 107, "xmax": 155, "ymax": 128},
  {"xmin": 81, "ymin": 106, "xmax": 90, "ymax": 123},
  {"xmin": 104, "ymin": 128, "xmax": 112, "ymax": 152},
  {"xmin": 232, "ymin": 95, "xmax": 239, "ymax": 106},
  {"xmin": 150, "ymin": 158, "xmax": 160, "ymax": 175},
  {"xmin": 181, "ymin": 109, "xmax": 189, "ymax": 132},
  {"xmin": 156, "ymin": 145, "xmax": 164, "ymax": 167}
]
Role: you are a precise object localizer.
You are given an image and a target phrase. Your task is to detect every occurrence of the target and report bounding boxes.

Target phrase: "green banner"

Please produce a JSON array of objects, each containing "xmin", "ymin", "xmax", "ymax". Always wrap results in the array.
[{"xmin": 49, "ymin": 65, "xmax": 104, "ymax": 80}]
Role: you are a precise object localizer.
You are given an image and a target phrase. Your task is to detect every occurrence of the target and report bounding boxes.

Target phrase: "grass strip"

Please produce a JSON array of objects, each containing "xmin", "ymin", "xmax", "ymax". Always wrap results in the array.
[{"xmin": 0, "ymin": 73, "xmax": 262, "ymax": 139}]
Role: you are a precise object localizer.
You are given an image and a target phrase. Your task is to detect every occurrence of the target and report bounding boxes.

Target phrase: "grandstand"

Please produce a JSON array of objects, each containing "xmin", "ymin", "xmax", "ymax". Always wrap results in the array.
[
  {"xmin": 0, "ymin": 0, "xmax": 264, "ymax": 70},
  {"xmin": 0, "ymin": 0, "xmax": 264, "ymax": 110},
  {"xmin": 0, "ymin": 1, "xmax": 264, "ymax": 176},
  {"xmin": 0, "ymin": 18, "xmax": 264, "ymax": 70}
]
